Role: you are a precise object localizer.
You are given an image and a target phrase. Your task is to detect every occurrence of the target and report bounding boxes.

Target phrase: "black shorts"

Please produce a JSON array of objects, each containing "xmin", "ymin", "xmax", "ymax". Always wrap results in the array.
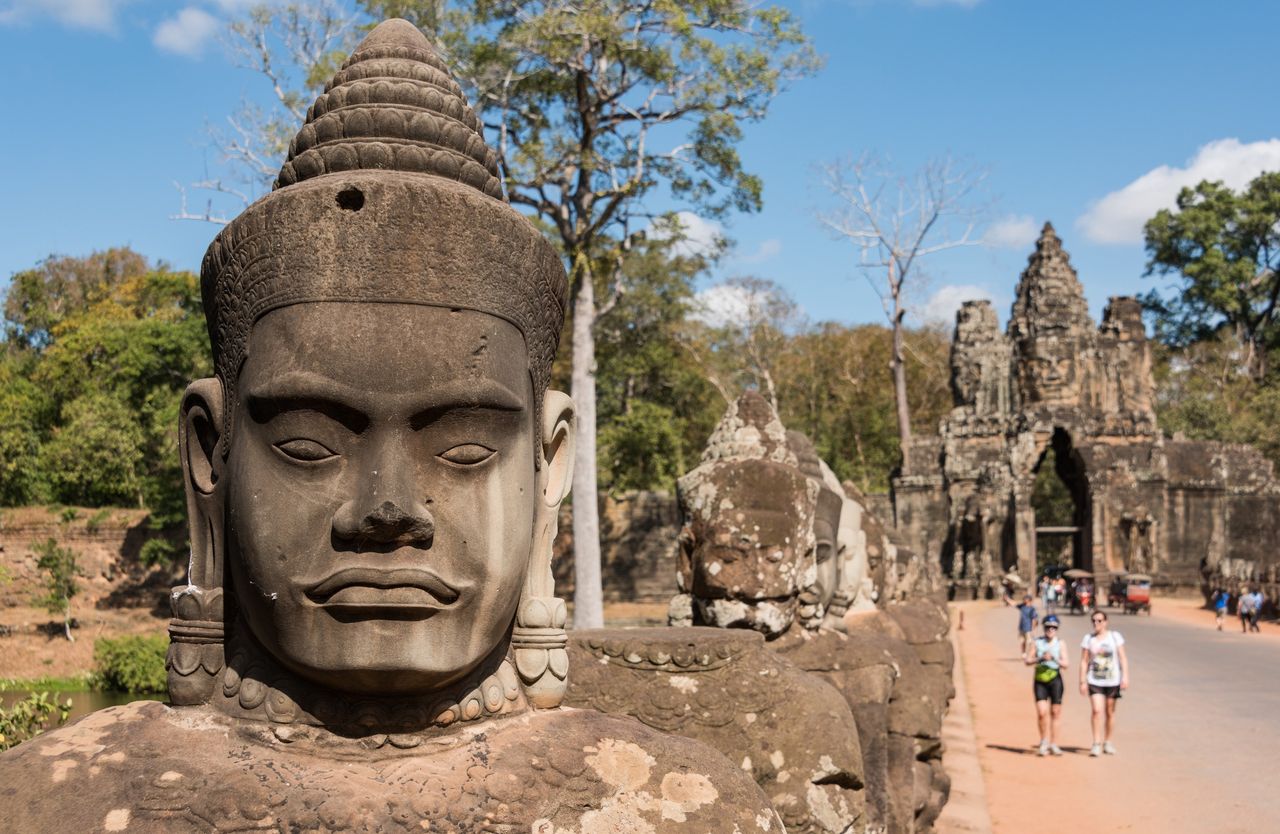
[
  {"xmin": 1088, "ymin": 683, "xmax": 1122, "ymax": 699},
  {"xmin": 1034, "ymin": 675, "xmax": 1064, "ymax": 704}
]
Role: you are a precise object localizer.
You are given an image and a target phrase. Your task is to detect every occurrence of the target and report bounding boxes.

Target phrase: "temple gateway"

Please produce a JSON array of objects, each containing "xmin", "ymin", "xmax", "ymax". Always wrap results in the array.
[{"xmin": 892, "ymin": 223, "xmax": 1280, "ymax": 598}]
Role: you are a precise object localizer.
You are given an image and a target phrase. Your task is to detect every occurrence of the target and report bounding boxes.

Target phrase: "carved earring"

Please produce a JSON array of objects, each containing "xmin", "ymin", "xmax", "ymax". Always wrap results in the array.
[
  {"xmin": 512, "ymin": 509, "xmax": 568, "ymax": 708},
  {"xmin": 512, "ymin": 391, "xmax": 573, "ymax": 708},
  {"xmin": 167, "ymin": 379, "xmax": 227, "ymax": 705}
]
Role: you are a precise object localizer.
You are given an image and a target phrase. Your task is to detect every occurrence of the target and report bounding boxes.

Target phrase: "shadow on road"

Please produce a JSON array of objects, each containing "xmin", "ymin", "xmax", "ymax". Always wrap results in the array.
[{"xmin": 985, "ymin": 743, "xmax": 1090, "ymax": 756}]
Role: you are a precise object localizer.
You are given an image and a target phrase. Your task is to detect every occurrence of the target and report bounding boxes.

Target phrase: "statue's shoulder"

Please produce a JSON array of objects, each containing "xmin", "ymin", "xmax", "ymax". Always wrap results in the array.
[
  {"xmin": 0, "ymin": 700, "xmax": 211, "ymax": 833},
  {"xmin": 0, "ymin": 703, "xmax": 778, "ymax": 834},
  {"xmin": 488, "ymin": 708, "xmax": 781, "ymax": 833}
]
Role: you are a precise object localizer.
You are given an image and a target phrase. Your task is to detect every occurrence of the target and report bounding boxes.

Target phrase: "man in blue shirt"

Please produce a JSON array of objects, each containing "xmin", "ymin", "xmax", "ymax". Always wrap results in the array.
[{"xmin": 1017, "ymin": 595, "xmax": 1039, "ymax": 655}]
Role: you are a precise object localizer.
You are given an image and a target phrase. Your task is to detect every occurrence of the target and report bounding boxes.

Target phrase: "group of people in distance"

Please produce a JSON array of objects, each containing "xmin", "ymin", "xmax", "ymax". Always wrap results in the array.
[
  {"xmin": 1017, "ymin": 596, "xmax": 1130, "ymax": 758},
  {"xmin": 1212, "ymin": 586, "xmax": 1267, "ymax": 633}
]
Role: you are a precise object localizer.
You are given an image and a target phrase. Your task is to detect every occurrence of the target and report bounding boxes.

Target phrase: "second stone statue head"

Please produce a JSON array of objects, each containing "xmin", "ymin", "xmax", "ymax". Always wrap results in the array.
[{"xmin": 173, "ymin": 20, "xmax": 574, "ymax": 702}]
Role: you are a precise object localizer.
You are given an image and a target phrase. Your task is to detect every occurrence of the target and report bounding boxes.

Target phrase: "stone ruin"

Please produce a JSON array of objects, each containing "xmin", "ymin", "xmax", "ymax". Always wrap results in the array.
[
  {"xmin": 892, "ymin": 223, "xmax": 1280, "ymax": 605},
  {"xmin": 565, "ymin": 391, "xmax": 956, "ymax": 833}
]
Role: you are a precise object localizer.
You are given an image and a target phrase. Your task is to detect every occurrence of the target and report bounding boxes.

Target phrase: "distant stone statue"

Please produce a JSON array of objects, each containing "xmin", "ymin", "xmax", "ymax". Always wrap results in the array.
[
  {"xmin": 0, "ymin": 20, "xmax": 778, "ymax": 833},
  {"xmin": 675, "ymin": 392, "xmax": 952, "ymax": 834}
]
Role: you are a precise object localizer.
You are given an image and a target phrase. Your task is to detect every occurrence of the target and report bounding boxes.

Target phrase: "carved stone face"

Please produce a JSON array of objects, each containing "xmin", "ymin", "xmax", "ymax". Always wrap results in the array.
[
  {"xmin": 224, "ymin": 303, "xmax": 535, "ymax": 694},
  {"xmin": 678, "ymin": 459, "xmax": 816, "ymax": 637},
  {"xmin": 813, "ymin": 487, "xmax": 843, "ymax": 608}
]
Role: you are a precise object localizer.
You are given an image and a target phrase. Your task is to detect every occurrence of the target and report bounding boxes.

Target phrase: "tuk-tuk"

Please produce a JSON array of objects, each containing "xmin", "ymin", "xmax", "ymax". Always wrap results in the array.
[
  {"xmin": 1123, "ymin": 573, "xmax": 1152, "ymax": 615},
  {"xmin": 1064, "ymin": 569, "xmax": 1095, "ymax": 614}
]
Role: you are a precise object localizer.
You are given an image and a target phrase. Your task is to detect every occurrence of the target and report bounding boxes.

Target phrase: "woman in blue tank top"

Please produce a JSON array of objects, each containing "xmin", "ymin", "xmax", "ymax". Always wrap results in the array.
[{"xmin": 1025, "ymin": 614, "xmax": 1068, "ymax": 756}]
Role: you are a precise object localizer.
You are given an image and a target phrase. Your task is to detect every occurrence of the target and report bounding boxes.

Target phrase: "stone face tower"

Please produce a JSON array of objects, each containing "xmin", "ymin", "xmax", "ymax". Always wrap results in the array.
[{"xmin": 892, "ymin": 224, "xmax": 1280, "ymax": 598}]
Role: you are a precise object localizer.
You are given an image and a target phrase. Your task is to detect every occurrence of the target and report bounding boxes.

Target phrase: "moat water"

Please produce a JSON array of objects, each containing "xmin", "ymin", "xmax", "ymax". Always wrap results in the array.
[{"xmin": 2, "ymin": 689, "xmax": 153, "ymax": 722}]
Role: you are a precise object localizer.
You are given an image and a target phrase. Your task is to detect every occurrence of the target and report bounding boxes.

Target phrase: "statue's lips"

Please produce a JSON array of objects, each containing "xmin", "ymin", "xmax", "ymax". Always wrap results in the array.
[{"xmin": 305, "ymin": 567, "xmax": 461, "ymax": 611}]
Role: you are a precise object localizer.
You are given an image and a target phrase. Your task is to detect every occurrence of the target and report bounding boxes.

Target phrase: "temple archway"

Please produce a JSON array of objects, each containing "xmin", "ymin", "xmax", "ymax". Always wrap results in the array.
[{"xmin": 1031, "ymin": 427, "xmax": 1090, "ymax": 573}]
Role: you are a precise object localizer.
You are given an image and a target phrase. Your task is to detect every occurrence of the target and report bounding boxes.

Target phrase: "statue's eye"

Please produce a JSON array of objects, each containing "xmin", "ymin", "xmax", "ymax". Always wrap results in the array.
[
  {"xmin": 274, "ymin": 438, "xmax": 337, "ymax": 462},
  {"xmin": 438, "ymin": 443, "xmax": 496, "ymax": 466}
]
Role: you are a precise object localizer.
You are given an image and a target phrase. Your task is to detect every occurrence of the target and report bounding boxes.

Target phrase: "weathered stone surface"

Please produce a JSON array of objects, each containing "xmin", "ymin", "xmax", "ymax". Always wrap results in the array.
[
  {"xmin": 567, "ymin": 627, "xmax": 865, "ymax": 834},
  {"xmin": 892, "ymin": 222, "xmax": 1280, "ymax": 603},
  {"xmin": 2, "ymin": 700, "xmax": 778, "ymax": 833},
  {"xmin": 0, "ymin": 19, "xmax": 777, "ymax": 832}
]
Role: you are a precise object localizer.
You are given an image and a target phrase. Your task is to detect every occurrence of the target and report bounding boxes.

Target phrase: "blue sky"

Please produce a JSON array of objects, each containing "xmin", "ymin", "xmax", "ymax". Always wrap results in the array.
[{"xmin": 2, "ymin": 0, "xmax": 1277, "ymax": 331}]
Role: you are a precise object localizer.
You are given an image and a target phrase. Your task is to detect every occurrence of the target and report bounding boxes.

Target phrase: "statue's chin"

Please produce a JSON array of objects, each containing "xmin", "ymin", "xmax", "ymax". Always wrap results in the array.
[{"xmin": 695, "ymin": 597, "xmax": 794, "ymax": 639}]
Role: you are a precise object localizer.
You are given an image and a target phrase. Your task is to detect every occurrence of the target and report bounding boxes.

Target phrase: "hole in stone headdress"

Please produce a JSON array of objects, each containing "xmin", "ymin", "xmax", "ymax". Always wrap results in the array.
[{"xmin": 336, "ymin": 188, "xmax": 364, "ymax": 211}]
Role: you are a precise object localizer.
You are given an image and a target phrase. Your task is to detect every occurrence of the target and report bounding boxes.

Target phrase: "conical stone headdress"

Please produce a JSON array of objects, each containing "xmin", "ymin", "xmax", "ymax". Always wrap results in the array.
[{"xmin": 200, "ymin": 19, "xmax": 566, "ymax": 439}]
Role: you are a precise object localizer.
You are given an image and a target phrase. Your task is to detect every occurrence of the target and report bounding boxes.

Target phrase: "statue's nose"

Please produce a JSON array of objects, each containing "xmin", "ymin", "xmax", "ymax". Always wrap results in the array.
[{"xmin": 333, "ymin": 499, "xmax": 435, "ymax": 548}]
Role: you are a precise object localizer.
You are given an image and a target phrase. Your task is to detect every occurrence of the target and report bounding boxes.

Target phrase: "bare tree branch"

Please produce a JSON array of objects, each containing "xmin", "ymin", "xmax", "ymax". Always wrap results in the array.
[{"xmin": 817, "ymin": 153, "xmax": 988, "ymax": 468}]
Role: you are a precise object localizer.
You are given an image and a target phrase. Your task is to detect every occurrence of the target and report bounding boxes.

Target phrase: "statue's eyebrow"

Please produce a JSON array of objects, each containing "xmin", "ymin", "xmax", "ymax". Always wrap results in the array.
[
  {"xmin": 408, "ymin": 379, "xmax": 525, "ymax": 429},
  {"xmin": 245, "ymin": 375, "xmax": 370, "ymax": 434}
]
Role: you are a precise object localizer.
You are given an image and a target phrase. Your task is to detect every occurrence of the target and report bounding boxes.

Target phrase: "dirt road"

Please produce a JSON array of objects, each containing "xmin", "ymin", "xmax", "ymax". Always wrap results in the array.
[{"xmin": 950, "ymin": 597, "xmax": 1280, "ymax": 834}]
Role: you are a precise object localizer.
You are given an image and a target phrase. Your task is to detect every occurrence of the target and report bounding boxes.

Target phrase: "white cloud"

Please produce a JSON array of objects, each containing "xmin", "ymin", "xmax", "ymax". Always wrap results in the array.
[
  {"xmin": 733, "ymin": 238, "xmax": 782, "ymax": 265},
  {"xmin": 1078, "ymin": 138, "xmax": 1280, "ymax": 245},
  {"xmin": 922, "ymin": 284, "xmax": 993, "ymax": 326},
  {"xmin": 691, "ymin": 283, "xmax": 754, "ymax": 328},
  {"xmin": 983, "ymin": 214, "xmax": 1039, "ymax": 250},
  {"xmin": 153, "ymin": 7, "xmax": 218, "ymax": 57},
  {"xmin": 650, "ymin": 211, "xmax": 725, "ymax": 259},
  {"xmin": 0, "ymin": 0, "xmax": 131, "ymax": 31}
]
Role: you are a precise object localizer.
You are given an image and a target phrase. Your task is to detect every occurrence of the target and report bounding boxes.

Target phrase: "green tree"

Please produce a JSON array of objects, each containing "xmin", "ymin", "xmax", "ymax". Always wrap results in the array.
[
  {"xmin": 1143, "ymin": 171, "xmax": 1280, "ymax": 378},
  {"xmin": 32, "ymin": 538, "xmax": 80, "ymax": 641},
  {"xmin": 0, "ymin": 359, "xmax": 52, "ymax": 504},
  {"xmin": 1152, "ymin": 335, "xmax": 1280, "ymax": 469},
  {"xmin": 91, "ymin": 635, "xmax": 169, "ymax": 694},
  {"xmin": 7, "ymin": 264, "xmax": 212, "ymax": 525},
  {"xmin": 0, "ymin": 692, "xmax": 71, "ymax": 751},
  {"xmin": 775, "ymin": 322, "xmax": 951, "ymax": 492},
  {"xmin": 683, "ymin": 277, "xmax": 804, "ymax": 411},
  {"xmin": 38, "ymin": 393, "xmax": 147, "ymax": 508},
  {"xmin": 590, "ymin": 237, "xmax": 722, "ymax": 492},
  {"xmin": 3, "ymin": 248, "xmax": 149, "ymax": 351}
]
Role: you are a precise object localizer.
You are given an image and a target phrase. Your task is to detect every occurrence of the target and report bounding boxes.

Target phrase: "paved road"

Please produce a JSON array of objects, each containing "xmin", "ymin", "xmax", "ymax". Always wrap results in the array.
[{"xmin": 962, "ymin": 599, "xmax": 1280, "ymax": 833}]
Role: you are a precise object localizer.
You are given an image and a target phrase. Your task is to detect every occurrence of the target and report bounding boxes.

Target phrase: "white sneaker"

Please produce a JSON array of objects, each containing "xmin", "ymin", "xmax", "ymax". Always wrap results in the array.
[
  {"xmin": 1103, "ymin": 741, "xmax": 1117, "ymax": 755},
  {"xmin": 1090, "ymin": 743, "xmax": 1102, "ymax": 757},
  {"xmin": 1037, "ymin": 740, "xmax": 1050, "ymax": 756},
  {"xmin": 1050, "ymin": 744, "xmax": 1064, "ymax": 756}
]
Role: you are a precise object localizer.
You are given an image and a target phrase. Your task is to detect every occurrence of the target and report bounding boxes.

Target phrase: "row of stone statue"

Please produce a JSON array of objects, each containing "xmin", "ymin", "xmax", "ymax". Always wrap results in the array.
[
  {"xmin": 566, "ymin": 389, "xmax": 955, "ymax": 833},
  {"xmin": 0, "ymin": 20, "xmax": 951, "ymax": 833}
]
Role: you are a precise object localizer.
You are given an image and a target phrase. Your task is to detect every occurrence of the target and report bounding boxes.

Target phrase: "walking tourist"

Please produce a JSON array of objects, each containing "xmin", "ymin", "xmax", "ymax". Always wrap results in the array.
[
  {"xmin": 1238, "ymin": 586, "xmax": 1255, "ymax": 633},
  {"xmin": 1212, "ymin": 587, "xmax": 1229, "ymax": 631},
  {"xmin": 1017, "ymin": 594, "xmax": 1039, "ymax": 655},
  {"xmin": 1245, "ymin": 587, "xmax": 1264, "ymax": 632},
  {"xmin": 1080, "ymin": 610, "xmax": 1128, "ymax": 756},
  {"xmin": 1043, "ymin": 577, "xmax": 1058, "ymax": 615},
  {"xmin": 1026, "ymin": 614, "xmax": 1067, "ymax": 756}
]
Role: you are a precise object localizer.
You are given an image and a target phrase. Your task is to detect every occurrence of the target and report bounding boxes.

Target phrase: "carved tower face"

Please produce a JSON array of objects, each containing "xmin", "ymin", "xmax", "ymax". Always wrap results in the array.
[{"xmin": 224, "ymin": 303, "xmax": 538, "ymax": 692}]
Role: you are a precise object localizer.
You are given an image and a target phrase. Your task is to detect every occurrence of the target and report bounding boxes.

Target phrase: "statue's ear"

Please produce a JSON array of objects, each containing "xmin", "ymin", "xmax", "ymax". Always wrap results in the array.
[
  {"xmin": 170, "ymin": 378, "xmax": 226, "ymax": 705},
  {"xmin": 540, "ymin": 390, "xmax": 575, "ymax": 508},
  {"xmin": 180, "ymin": 378, "xmax": 225, "ymax": 587}
]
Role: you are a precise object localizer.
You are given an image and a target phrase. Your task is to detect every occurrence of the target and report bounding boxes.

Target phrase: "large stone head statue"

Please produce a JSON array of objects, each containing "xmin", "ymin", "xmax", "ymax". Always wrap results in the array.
[
  {"xmin": 167, "ymin": 20, "xmax": 575, "ymax": 715},
  {"xmin": 674, "ymin": 392, "xmax": 818, "ymax": 637}
]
